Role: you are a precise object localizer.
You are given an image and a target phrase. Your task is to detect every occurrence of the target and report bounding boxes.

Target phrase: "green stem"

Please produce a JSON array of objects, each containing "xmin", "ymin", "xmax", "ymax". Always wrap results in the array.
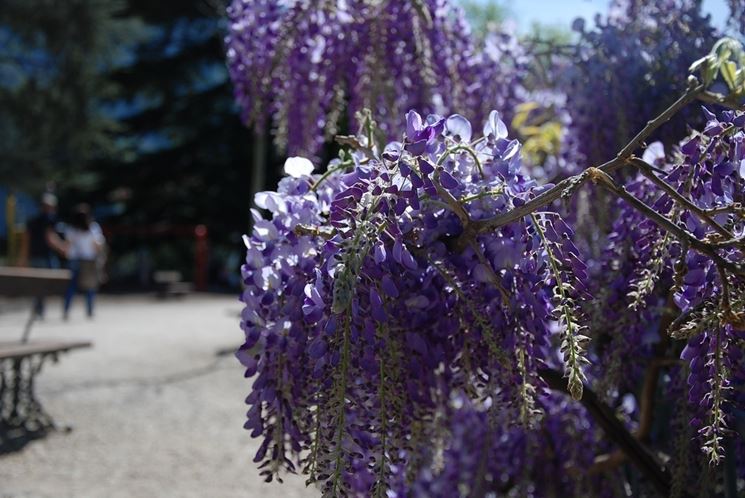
[
  {"xmin": 311, "ymin": 160, "xmax": 351, "ymax": 192},
  {"xmin": 460, "ymin": 187, "xmax": 505, "ymax": 204},
  {"xmin": 530, "ymin": 213, "xmax": 584, "ymax": 401},
  {"xmin": 330, "ymin": 313, "xmax": 351, "ymax": 495},
  {"xmin": 375, "ymin": 323, "xmax": 388, "ymax": 498},
  {"xmin": 436, "ymin": 143, "xmax": 485, "ymax": 178}
]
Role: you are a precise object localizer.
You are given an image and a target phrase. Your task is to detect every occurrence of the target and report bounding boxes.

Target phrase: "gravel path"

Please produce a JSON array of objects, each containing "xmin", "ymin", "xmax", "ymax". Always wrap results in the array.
[{"xmin": 0, "ymin": 294, "xmax": 308, "ymax": 498}]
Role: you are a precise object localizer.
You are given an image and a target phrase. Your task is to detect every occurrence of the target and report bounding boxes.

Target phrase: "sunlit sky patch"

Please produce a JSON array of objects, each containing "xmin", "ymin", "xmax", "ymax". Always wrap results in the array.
[{"xmin": 467, "ymin": 0, "xmax": 731, "ymax": 33}]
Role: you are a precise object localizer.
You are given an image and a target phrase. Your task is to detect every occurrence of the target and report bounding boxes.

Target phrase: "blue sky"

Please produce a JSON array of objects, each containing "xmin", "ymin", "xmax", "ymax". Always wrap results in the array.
[{"xmin": 477, "ymin": 0, "xmax": 732, "ymax": 32}]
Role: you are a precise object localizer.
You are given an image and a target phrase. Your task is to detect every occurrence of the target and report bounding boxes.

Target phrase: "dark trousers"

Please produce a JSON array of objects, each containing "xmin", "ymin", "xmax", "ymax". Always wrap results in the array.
[
  {"xmin": 30, "ymin": 255, "xmax": 60, "ymax": 317},
  {"xmin": 64, "ymin": 260, "xmax": 96, "ymax": 317}
]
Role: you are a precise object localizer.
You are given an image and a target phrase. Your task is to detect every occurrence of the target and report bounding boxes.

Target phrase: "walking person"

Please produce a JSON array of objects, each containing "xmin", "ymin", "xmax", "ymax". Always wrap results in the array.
[
  {"xmin": 20, "ymin": 193, "xmax": 67, "ymax": 317},
  {"xmin": 63, "ymin": 204, "xmax": 105, "ymax": 319}
]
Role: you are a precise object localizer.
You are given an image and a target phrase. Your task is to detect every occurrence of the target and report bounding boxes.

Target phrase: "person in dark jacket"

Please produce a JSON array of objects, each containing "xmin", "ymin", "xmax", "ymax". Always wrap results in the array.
[{"xmin": 21, "ymin": 193, "xmax": 67, "ymax": 317}]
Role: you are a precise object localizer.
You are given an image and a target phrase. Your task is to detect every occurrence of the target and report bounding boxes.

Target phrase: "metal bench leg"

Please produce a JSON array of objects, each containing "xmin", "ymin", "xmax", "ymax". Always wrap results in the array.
[
  {"xmin": 21, "ymin": 304, "xmax": 37, "ymax": 343},
  {"xmin": 0, "ymin": 355, "xmax": 56, "ymax": 452},
  {"xmin": 26, "ymin": 354, "xmax": 56, "ymax": 431}
]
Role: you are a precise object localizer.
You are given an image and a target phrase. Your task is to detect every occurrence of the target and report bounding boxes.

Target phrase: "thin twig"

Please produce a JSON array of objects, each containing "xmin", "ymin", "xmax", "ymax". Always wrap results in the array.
[
  {"xmin": 471, "ymin": 169, "xmax": 596, "ymax": 233},
  {"xmin": 697, "ymin": 90, "xmax": 745, "ymax": 112},
  {"xmin": 629, "ymin": 158, "xmax": 733, "ymax": 239},
  {"xmin": 703, "ymin": 204, "xmax": 744, "ymax": 216},
  {"xmin": 616, "ymin": 84, "xmax": 705, "ymax": 160},
  {"xmin": 432, "ymin": 170, "xmax": 471, "ymax": 225},
  {"xmin": 589, "ymin": 168, "xmax": 745, "ymax": 278},
  {"xmin": 437, "ymin": 143, "xmax": 485, "ymax": 178}
]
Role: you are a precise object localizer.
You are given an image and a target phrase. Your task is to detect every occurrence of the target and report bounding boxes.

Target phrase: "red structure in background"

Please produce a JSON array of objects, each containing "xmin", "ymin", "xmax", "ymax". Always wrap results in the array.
[
  {"xmin": 194, "ymin": 224, "xmax": 208, "ymax": 291},
  {"xmin": 102, "ymin": 223, "xmax": 209, "ymax": 291}
]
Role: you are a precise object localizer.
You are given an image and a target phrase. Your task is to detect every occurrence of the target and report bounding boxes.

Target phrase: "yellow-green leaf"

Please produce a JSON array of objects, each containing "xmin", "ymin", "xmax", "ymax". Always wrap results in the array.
[{"xmin": 721, "ymin": 61, "xmax": 737, "ymax": 91}]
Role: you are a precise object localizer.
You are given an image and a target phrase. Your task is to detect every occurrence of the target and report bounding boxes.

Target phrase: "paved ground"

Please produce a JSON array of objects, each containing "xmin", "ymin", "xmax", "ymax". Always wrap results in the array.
[{"xmin": 0, "ymin": 294, "xmax": 308, "ymax": 498}]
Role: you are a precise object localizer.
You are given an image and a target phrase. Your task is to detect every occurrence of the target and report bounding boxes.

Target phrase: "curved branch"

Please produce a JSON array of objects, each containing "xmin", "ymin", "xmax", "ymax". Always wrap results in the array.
[{"xmin": 539, "ymin": 368, "xmax": 675, "ymax": 498}]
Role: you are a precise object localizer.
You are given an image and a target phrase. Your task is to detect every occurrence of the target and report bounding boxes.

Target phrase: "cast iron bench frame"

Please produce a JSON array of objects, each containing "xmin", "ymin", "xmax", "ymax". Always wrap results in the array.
[{"xmin": 0, "ymin": 267, "xmax": 92, "ymax": 451}]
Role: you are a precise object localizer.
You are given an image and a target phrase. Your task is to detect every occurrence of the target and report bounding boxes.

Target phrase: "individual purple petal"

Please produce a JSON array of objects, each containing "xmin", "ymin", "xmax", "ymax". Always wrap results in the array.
[
  {"xmin": 405, "ymin": 332, "xmax": 428, "ymax": 356},
  {"xmin": 410, "ymin": 171, "xmax": 423, "ymax": 188},
  {"xmin": 502, "ymin": 139, "xmax": 520, "ymax": 161},
  {"xmin": 418, "ymin": 158, "xmax": 435, "ymax": 175},
  {"xmin": 405, "ymin": 139, "xmax": 427, "ymax": 156},
  {"xmin": 401, "ymin": 245, "xmax": 418, "ymax": 270},
  {"xmin": 704, "ymin": 121, "xmax": 724, "ymax": 136},
  {"xmin": 439, "ymin": 169, "xmax": 460, "ymax": 189},
  {"xmin": 681, "ymin": 137, "xmax": 699, "ymax": 155},
  {"xmin": 374, "ymin": 242, "xmax": 387, "ymax": 264},
  {"xmin": 391, "ymin": 238, "xmax": 404, "ymax": 265},
  {"xmin": 380, "ymin": 275, "xmax": 399, "ymax": 298},
  {"xmin": 369, "ymin": 288, "xmax": 386, "ymax": 322},
  {"xmin": 446, "ymin": 114, "xmax": 473, "ymax": 143},
  {"xmin": 713, "ymin": 161, "xmax": 734, "ymax": 176},
  {"xmin": 701, "ymin": 106, "xmax": 717, "ymax": 121},
  {"xmin": 483, "ymin": 110, "xmax": 508, "ymax": 140},
  {"xmin": 236, "ymin": 348, "xmax": 258, "ymax": 376},
  {"xmin": 399, "ymin": 161, "xmax": 411, "ymax": 177},
  {"xmin": 309, "ymin": 338, "xmax": 327, "ymax": 359},
  {"xmin": 406, "ymin": 110, "xmax": 423, "ymax": 140},
  {"xmin": 683, "ymin": 268, "xmax": 706, "ymax": 286}
]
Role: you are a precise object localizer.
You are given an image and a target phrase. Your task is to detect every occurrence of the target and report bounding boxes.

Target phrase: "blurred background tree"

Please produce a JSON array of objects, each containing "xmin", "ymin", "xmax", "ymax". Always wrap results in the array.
[
  {"xmin": 459, "ymin": 0, "xmax": 507, "ymax": 40},
  {"xmin": 87, "ymin": 0, "xmax": 257, "ymax": 287},
  {"xmin": 0, "ymin": 0, "xmax": 140, "ymax": 192},
  {"xmin": 98, "ymin": 0, "xmax": 256, "ymax": 236},
  {"xmin": 1, "ymin": 0, "xmax": 261, "ymax": 288}
]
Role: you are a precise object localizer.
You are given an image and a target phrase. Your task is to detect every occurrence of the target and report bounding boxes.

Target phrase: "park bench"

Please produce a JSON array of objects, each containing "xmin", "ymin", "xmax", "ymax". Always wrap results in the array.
[
  {"xmin": 153, "ymin": 270, "xmax": 192, "ymax": 298},
  {"xmin": 0, "ymin": 266, "xmax": 92, "ymax": 451}
]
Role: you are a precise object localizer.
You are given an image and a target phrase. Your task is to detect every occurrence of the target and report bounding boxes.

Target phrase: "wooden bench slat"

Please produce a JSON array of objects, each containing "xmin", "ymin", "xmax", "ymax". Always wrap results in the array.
[
  {"xmin": 0, "ymin": 267, "xmax": 72, "ymax": 297},
  {"xmin": 0, "ymin": 340, "xmax": 92, "ymax": 360}
]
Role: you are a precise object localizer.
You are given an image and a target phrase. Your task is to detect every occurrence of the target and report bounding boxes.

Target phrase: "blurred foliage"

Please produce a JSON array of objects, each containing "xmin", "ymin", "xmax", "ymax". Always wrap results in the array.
[
  {"xmin": 457, "ymin": 2, "xmax": 571, "ymax": 174},
  {"xmin": 94, "ymin": 0, "xmax": 255, "ymax": 239},
  {"xmin": 1, "ymin": 0, "xmax": 263, "ymax": 286},
  {"xmin": 459, "ymin": 0, "xmax": 507, "ymax": 40},
  {"xmin": 526, "ymin": 21, "xmax": 573, "ymax": 46},
  {"xmin": 0, "ymin": 0, "xmax": 146, "ymax": 193},
  {"xmin": 511, "ymin": 102, "xmax": 562, "ymax": 167}
]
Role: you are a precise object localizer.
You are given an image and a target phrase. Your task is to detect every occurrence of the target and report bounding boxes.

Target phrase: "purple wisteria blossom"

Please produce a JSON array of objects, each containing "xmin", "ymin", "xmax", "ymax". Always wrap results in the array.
[{"xmin": 225, "ymin": 0, "xmax": 527, "ymax": 158}]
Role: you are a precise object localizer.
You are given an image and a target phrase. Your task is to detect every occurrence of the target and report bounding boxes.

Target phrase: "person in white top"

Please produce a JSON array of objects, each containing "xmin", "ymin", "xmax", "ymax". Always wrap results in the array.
[{"xmin": 63, "ymin": 204, "xmax": 105, "ymax": 319}]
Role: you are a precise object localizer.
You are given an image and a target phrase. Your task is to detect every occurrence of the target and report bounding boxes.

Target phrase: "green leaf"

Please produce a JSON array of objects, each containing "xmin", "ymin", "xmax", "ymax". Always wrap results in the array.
[
  {"xmin": 689, "ymin": 55, "xmax": 718, "ymax": 86},
  {"xmin": 689, "ymin": 55, "xmax": 710, "ymax": 74},
  {"xmin": 736, "ymin": 69, "xmax": 745, "ymax": 95},
  {"xmin": 716, "ymin": 48, "xmax": 732, "ymax": 67},
  {"xmin": 721, "ymin": 61, "xmax": 737, "ymax": 91},
  {"xmin": 703, "ymin": 57, "xmax": 719, "ymax": 86}
]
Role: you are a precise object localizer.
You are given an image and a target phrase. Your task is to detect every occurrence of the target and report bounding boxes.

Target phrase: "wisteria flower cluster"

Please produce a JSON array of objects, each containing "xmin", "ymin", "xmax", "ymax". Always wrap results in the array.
[
  {"xmin": 225, "ymin": 0, "xmax": 527, "ymax": 158},
  {"xmin": 239, "ymin": 110, "xmax": 599, "ymax": 495},
  {"xmin": 228, "ymin": 0, "xmax": 745, "ymax": 494},
  {"xmin": 596, "ymin": 108, "xmax": 745, "ymax": 468},
  {"xmin": 560, "ymin": 0, "xmax": 721, "ymax": 171},
  {"xmin": 238, "ymin": 86, "xmax": 745, "ymax": 494}
]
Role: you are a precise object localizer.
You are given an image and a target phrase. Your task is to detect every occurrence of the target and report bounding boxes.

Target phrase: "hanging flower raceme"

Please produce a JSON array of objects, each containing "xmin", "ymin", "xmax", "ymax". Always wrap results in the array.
[
  {"xmin": 599, "ymin": 108, "xmax": 745, "ymax": 471},
  {"xmin": 238, "ymin": 110, "xmax": 603, "ymax": 496},
  {"xmin": 224, "ymin": 0, "xmax": 527, "ymax": 158},
  {"xmin": 239, "ymin": 98, "xmax": 745, "ymax": 495}
]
